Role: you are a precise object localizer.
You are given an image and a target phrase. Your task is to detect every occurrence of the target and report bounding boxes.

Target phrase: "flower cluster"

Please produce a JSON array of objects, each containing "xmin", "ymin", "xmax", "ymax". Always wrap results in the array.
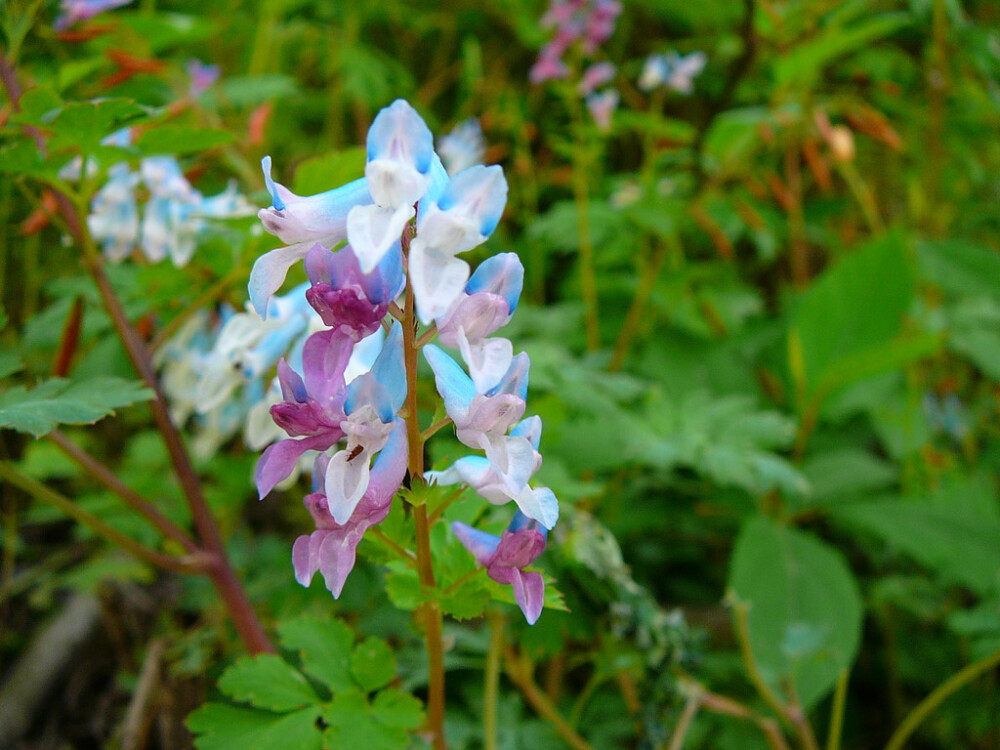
[
  {"xmin": 89, "ymin": 154, "xmax": 252, "ymax": 266},
  {"xmin": 156, "ymin": 285, "xmax": 326, "ymax": 460},
  {"xmin": 250, "ymin": 99, "xmax": 557, "ymax": 622},
  {"xmin": 529, "ymin": 0, "xmax": 622, "ymax": 130},
  {"xmin": 75, "ymin": 130, "xmax": 253, "ymax": 266},
  {"xmin": 638, "ymin": 51, "xmax": 707, "ymax": 95}
]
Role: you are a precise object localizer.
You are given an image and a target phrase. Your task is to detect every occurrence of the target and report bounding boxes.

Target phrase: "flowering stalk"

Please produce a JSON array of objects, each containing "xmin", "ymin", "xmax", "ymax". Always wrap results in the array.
[{"xmin": 400, "ymin": 222, "xmax": 448, "ymax": 750}]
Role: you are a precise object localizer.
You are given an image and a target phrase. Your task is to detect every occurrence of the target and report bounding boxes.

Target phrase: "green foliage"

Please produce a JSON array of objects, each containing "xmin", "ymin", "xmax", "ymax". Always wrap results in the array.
[
  {"xmin": 188, "ymin": 616, "xmax": 425, "ymax": 750},
  {"xmin": 0, "ymin": 376, "xmax": 152, "ymax": 437},
  {"xmin": 729, "ymin": 517, "xmax": 863, "ymax": 709}
]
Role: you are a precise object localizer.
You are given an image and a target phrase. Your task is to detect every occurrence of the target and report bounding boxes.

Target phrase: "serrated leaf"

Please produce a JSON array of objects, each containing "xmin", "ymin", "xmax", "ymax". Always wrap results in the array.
[
  {"xmin": 439, "ymin": 579, "xmax": 492, "ymax": 620},
  {"xmin": 371, "ymin": 689, "xmax": 424, "ymax": 729},
  {"xmin": 0, "ymin": 377, "xmax": 153, "ymax": 437},
  {"xmin": 729, "ymin": 517, "xmax": 863, "ymax": 710},
  {"xmin": 218, "ymin": 654, "xmax": 319, "ymax": 711},
  {"xmin": 350, "ymin": 636, "xmax": 396, "ymax": 692},
  {"xmin": 48, "ymin": 99, "xmax": 148, "ymax": 152},
  {"xmin": 321, "ymin": 689, "xmax": 410, "ymax": 750},
  {"xmin": 292, "ymin": 148, "xmax": 366, "ymax": 195},
  {"xmin": 277, "ymin": 617, "xmax": 355, "ymax": 693},
  {"xmin": 136, "ymin": 125, "xmax": 235, "ymax": 156},
  {"xmin": 384, "ymin": 565, "xmax": 425, "ymax": 611},
  {"xmin": 187, "ymin": 704, "xmax": 322, "ymax": 750}
]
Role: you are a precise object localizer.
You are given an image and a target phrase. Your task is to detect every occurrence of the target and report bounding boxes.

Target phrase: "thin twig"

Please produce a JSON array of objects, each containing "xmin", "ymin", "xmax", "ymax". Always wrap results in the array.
[
  {"xmin": 884, "ymin": 645, "xmax": 1000, "ymax": 750},
  {"xmin": 826, "ymin": 669, "xmax": 849, "ymax": 750},
  {"xmin": 0, "ymin": 461, "xmax": 210, "ymax": 575},
  {"xmin": 483, "ymin": 609, "xmax": 504, "ymax": 750},
  {"xmin": 48, "ymin": 429, "xmax": 200, "ymax": 553},
  {"xmin": 504, "ymin": 645, "xmax": 597, "ymax": 750},
  {"xmin": 667, "ymin": 692, "xmax": 702, "ymax": 750}
]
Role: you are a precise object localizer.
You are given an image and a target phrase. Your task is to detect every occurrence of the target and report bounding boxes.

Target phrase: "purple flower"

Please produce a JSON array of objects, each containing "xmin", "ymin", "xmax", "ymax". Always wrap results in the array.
[
  {"xmin": 585, "ymin": 89, "xmax": 619, "ymax": 131},
  {"xmin": 254, "ymin": 329, "xmax": 355, "ymax": 498},
  {"xmin": 578, "ymin": 62, "xmax": 616, "ymax": 96},
  {"xmin": 292, "ymin": 419, "xmax": 407, "ymax": 597},
  {"xmin": 187, "ymin": 59, "xmax": 220, "ymax": 98},
  {"xmin": 54, "ymin": 0, "xmax": 132, "ymax": 29},
  {"xmin": 452, "ymin": 512, "xmax": 548, "ymax": 624},
  {"xmin": 250, "ymin": 156, "xmax": 372, "ymax": 317},
  {"xmin": 303, "ymin": 244, "xmax": 402, "ymax": 340}
]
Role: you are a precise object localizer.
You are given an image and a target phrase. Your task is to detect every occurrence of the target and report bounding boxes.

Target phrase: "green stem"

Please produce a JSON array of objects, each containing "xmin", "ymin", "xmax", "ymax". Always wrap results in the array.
[
  {"xmin": 732, "ymin": 598, "xmax": 791, "ymax": 721},
  {"xmin": 504, "ymin": 646, "xmax": 596, "ymax": 750},
  {"xmin": 0, "ymin": 461, "xmax": 209, "ymax": 575},
  {"xmin": 401, "ymin": 224, "xmax": 448, "ymax": 750},
  {"xmin": 826, "ymin": 669, "xmax": 849, "ymax": 750},
  {"xmin": 884, "ymin": 645, "xmax": 1000, "ymax": 750},
  {"xmin": 570, "ymin": 96, "xmax": 601, "ymax": 352},
  {"xmin": 608, "ymin": 238, "xmax": 668, "ymax": 373},
  {"xmin": 483, "ymin": 609, "xmax": 504, "ymax": 750}
]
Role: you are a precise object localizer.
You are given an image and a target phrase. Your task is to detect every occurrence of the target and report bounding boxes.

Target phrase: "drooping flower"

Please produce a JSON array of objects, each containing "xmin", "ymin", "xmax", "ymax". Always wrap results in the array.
[
  {"xmin": 452, "ymin": 512, "xmax": 548, "ymax": 624},
  {"xmin": 426, "ymin": 416, "xmax": 559, "ymax": 530},
  {"xmin": 293, "ymin": 419, "xmax": 407, "ymax": 597},
  {"xmin": 409, "ymin": 164, "xmax": 509, "ymax": 323},
  {"xmin": 585, "ymin": 89, "xmax": 619, "ymax": 132},
  {"xmin": 322, "ymin": 321, "xmax": 406, "ymax": 524},
  {"xmin": 250, "ymin": 156, "xmax": 372, "ymax": 316},
  {"xmin": 303, "ymin": 243, "xmax": 402, "ymax": 340},
  {"xmin": 87, "ymin": 164, "xmax": 139, "ymax": 262}
]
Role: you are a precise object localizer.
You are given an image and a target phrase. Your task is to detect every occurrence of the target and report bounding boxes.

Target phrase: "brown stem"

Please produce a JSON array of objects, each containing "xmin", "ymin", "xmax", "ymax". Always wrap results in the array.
[
  {"xmin": 504, "ymin": 646, "xmax": 596, "ymax": 750},
  {"xmin": 47, "ymin": 429, "xmax": 200, "ymax": 554},
  {"xmin": 401, "ymin": 223, "xmax": 447, "ymax": 750},
  {"xmin": 609, "ymin": 240, "xmax": 667, "ymax": 373},
  {"xmin": 0, "ymin": 461, "xmax": 210, "ymax": 575},
  {"xmin": 0, "ymin": 47, "xmax": 273, "ymax": 655}
]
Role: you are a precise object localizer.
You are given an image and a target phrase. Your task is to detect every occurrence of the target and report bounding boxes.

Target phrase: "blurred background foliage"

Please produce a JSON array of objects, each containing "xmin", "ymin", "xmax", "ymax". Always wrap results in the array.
[{"xmin": 1, "ymin": 0, "xmax": 1000, "ymax": 748}]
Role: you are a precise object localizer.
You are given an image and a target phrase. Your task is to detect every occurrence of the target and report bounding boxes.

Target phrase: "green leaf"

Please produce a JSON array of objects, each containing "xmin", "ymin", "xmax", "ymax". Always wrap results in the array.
[
  {"xmin": 217, "ymin": 654, "xmax": 319, "ymax": 711},
  {"xmin": 830, "ymin": 488, "xmax": 1000, "ymax": 596},
  {"xmin": 948, "ymin": 298, "xmax": 1000, "ymax": 379},
  {"xmin": 136, "ymin": 125, "xmax": 235, "ymax": 156},
  {"xmin": 728, "ymin": 517, "xmax": 863, "ymax": 709},
  {"xmin": 799, "ymin": 448, "xmax": 896, "ymax": 506},
  {"xmin": 371, "ymin": 689, "xmax": 424, "ymax": 729},
  {"xmin": 0, "ymin": 377, "xmax": 153, "ymax": 437},
  {"xmin": 321, "ymin": 689, "xmax": 410, "ymax": 750},
  {"xmin": 774, "ymin": 13, "xmax": 911, "ymax": 89},
  {"xmin": 292, "ymin": 148, "xmax": 366, "ymax": 195},
  {"xmin": 384, "ymin": 564, "xmax": 425, "ymax": 611},
  {"xmin": 350, "ymin": 636, "xmax": 396, "ymax": 693},
  {"xmin": 638, "ymin": 391, "xmax": 808, "ymax": 496},
  {"xmin": 277, "ymin": 617, "xmax": 355, "ymax": 693},
  {"xmin": 790, "ymin": 231, "xmax": 917, "ymax": 404},
  {"xmin": 0, "ymin": 352, "xmax": 24, "ymax": 379},
  {"xmin": 48, "ymin": 99, "xmax": 148, "ymax": 152},
  {"xmin": 917, "ymin": 239, "xmax": 1000, "ymax": 301},
  {"xmin": 14, "ymin": 87, "xmax": 63, "ymax": 124},
  {"xmin": 187, "ymin": 704, "xmax": 322, "ymax": 750},
  {"xmin": 219, "ymin": 75, "xmax": 299, "ymax": 107}
]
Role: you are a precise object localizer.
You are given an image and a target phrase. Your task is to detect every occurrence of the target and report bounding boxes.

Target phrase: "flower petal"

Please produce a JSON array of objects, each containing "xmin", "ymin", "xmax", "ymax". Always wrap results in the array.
[
  {"xmin": 423, "ymin": 344, "xmax": 476, "ymax": 418},
  {"xmin": 410, "ymin": 238, "xmax": 470, "ymax": 324},
  {"xmin": 347, "ymin": 203, "xmax": 414, "ymax": 273},
  {"xmin": 248, "ymin": 241, "xmax": 313, "ymax": 317},
  {"xmin": 451, "ymin": 521, "xmax": 501, "ymax": 566},
  {"xmin": 510, "ymin": 569, "xmax": 545, "ymax": 625}
]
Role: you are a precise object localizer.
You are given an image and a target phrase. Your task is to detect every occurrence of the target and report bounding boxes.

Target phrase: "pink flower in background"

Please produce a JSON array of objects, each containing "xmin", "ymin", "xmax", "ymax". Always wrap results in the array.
[
  {"xmin": 187, "ymin": 59, "xmax": 220, "ymax": 98},
  {"xmin": 54, "ymin": 0, "xmax": 133, "ymax": 29},
  {"xmin": 531, "ymin": 0, "xmax": 622, "ymax": 130}
]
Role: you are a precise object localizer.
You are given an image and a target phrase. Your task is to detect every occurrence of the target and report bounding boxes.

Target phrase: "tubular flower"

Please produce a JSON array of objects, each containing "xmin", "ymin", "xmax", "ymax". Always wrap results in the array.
[
  {"xmin": 246, "ymin": 99, "xmax": 557, "ymax": 617},
  {"xmin": 452, "ymin": 512, "xmax": 548, "ymax": 624},
  {"xmin": 293, "ymin": 420, "xmax": 407, "ymax": 597}
]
